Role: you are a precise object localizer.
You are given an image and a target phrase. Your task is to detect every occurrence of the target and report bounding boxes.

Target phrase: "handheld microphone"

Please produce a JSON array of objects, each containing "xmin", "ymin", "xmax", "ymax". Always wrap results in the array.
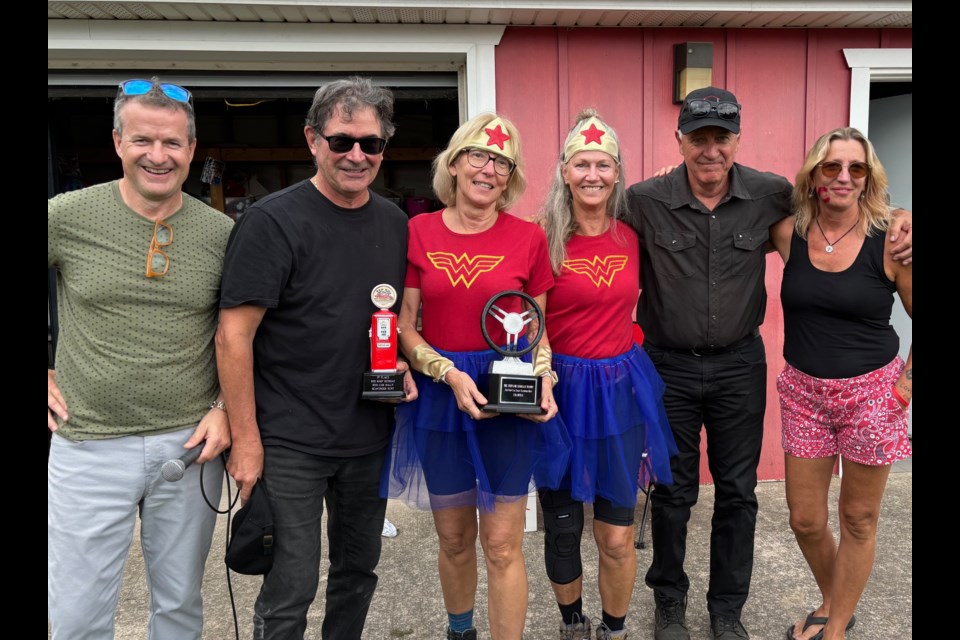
[{"xmin": 161, "ymin": 441, "xmax": 206, "ymax": 482}]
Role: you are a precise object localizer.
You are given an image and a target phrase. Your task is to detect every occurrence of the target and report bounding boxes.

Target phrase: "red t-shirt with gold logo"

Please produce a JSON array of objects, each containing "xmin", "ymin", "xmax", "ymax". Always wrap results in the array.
[
  {"xmin": 406, "ymin": 210, "xmax": 554, "ymax": 351},
  {"xmin": 547, "ymin": 219, "xmax": 640, "ymax": 359}
]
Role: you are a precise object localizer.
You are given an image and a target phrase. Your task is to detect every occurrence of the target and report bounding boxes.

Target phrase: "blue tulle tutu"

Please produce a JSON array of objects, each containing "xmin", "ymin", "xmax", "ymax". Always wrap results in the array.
[
  {"xmin": 381, "ymin": 345, "xmax": 572, "ymax": 513},
  {"xmin": 544, "ymin": 344, "xmax": 677, "ymax": 509}
]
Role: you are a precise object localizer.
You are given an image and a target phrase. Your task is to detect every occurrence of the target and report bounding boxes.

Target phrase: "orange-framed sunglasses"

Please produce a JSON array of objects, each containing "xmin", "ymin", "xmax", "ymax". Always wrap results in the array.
[{"xmin": 146, "ymin": 220, "xmax": 174, "ymax": 278}]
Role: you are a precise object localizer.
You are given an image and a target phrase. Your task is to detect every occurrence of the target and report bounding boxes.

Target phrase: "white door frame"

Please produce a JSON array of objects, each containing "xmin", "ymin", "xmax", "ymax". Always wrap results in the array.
[{"xmin": 843, "ymin": 48, "xmax": 912, "ymax": 137}]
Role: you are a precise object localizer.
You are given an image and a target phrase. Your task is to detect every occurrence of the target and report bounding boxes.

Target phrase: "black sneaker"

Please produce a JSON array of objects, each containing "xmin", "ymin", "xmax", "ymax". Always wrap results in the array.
[
  {"xmin": 710, "ymin": 615, "xmax": 749, "ymax": 639},
  {"xmin": 653, "ymin": 593, "xmax": 690, "ymax": 640},
  {"xmin": 446, "ymin": 628, "xmax": 478, "ymax": 640}
]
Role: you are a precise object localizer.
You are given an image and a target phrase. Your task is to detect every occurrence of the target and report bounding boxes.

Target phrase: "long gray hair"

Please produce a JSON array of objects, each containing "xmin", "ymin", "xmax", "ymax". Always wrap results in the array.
[{"xmin": 541, "ymin": 108, "xmax": 627, "ymax": 273}]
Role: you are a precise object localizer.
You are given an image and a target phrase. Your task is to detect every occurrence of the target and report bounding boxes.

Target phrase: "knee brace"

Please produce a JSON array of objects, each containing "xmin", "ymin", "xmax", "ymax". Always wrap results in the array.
[{"xmin": 541, "ymin": 499, "xmax": 584, "ymax": 585}]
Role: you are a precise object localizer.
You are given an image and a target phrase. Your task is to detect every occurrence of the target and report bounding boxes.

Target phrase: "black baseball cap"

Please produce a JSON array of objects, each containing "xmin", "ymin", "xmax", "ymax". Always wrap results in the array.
[{"xmin": 678, "ymin": 86, "xmax": 741, "ymax": 135}]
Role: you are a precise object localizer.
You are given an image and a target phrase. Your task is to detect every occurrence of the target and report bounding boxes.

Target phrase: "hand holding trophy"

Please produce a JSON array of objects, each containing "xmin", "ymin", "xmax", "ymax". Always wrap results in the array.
[{"xmin": 478, "ymin": 290, "xmax": 546, "ymax": 414}]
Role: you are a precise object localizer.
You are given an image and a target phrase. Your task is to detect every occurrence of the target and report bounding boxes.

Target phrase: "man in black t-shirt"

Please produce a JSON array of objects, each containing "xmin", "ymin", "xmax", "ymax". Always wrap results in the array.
[{"xmin": 217, "ymin": 77, "xmax": 417, "ymax": 640}]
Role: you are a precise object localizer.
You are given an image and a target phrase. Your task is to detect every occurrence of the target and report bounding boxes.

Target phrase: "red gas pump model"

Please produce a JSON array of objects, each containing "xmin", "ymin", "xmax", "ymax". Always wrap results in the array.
[
  {"xmin": 362, "ymin": 283, "xmax": 405, "ymax": 399},
  {"xmin": 370, "ymin": 307, "xmax": 398, "ymax": 372}
]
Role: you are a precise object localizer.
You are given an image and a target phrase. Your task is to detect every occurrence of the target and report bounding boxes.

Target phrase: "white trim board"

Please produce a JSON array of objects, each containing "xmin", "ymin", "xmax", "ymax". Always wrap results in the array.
[{"xmin": 48, "ymin": 21, "xmax": 505, "ymax": 118}]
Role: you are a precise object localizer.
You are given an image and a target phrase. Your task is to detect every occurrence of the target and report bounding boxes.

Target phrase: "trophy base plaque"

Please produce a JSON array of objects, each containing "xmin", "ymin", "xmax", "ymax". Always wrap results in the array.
[
  {"xmin": 362, "ymin": 372, "xmax": 405, "ymax": 399},
  {"xmin": 478, "ymin": 372, "xmax": 545, "ymax": 414}
]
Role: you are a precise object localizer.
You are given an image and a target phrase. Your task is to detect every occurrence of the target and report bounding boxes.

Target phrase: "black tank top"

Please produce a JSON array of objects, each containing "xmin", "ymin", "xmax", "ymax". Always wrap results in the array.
[{"xmin": 781, "ymin": 229, "xmax": 899, "ymax": 378}]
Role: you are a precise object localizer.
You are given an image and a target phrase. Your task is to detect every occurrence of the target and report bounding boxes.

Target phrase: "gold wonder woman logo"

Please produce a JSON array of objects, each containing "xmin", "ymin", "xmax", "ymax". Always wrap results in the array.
[
  {"xmin": 427, "ymin": 252, "xmax": 505, "ymax": 288},
  {"xmin": 562, "ymin": 255, "xmax": 629, "ymax": 287}
]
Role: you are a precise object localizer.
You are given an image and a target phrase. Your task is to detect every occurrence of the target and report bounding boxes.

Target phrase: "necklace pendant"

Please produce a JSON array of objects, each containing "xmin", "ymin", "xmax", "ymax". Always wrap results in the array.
[{"xmin": 825, "ymin": 244, "xmax": 834, "ymax": 253}]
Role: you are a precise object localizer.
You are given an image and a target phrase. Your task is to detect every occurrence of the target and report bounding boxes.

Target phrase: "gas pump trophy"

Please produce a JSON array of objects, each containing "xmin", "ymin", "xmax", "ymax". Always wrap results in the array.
[{"xmin": 362, "ymin": 283, "xmax": 405, "ymax": 399}]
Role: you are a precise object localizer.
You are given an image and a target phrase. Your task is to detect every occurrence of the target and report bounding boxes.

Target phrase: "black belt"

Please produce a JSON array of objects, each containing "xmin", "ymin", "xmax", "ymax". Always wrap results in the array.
[{"xmin": 646, "ymin": 329, "xmax": 760, "ymax": 357}]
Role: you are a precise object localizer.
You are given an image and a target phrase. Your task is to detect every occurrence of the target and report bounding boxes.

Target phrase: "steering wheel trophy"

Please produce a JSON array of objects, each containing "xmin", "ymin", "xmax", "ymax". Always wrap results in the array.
[{"xmin": 478, "ymin": 290, "xmax": 546, "ymax": 414}]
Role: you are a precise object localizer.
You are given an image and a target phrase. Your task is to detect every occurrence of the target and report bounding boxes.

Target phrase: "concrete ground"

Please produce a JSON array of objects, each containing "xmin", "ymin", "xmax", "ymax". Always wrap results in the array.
[{"xmin": 98, "ymin": 460, "xmax": 911, "ymax": 639}]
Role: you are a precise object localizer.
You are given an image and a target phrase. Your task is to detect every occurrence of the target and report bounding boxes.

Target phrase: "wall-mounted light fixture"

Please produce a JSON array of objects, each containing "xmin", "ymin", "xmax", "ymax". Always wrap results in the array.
[{"xmin": 674, "ymin": 42, "xmax": 713, "ymax": 104}]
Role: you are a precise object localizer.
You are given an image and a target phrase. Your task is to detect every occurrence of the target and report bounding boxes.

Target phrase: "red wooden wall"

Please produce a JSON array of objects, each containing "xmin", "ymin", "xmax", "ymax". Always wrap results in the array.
[{"xmin": 495, "ymin": 27, "xmax": 912, "ymax": 481}]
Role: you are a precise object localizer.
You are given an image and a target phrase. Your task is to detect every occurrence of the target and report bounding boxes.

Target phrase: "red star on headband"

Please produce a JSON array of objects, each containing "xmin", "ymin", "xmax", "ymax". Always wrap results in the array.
[
  {"xmin": 580, "ymin": 123, "xmax": 605, "ymax": 145},
  {"xmin": 484, "ymin": 125, "xmax": 511, "ymax": 150}
]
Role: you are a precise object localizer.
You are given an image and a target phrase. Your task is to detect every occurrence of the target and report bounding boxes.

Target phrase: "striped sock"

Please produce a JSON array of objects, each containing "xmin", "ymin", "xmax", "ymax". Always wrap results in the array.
[{"xmin": 448, "ymin": 609, "xmax": 474, "ymax": 633}]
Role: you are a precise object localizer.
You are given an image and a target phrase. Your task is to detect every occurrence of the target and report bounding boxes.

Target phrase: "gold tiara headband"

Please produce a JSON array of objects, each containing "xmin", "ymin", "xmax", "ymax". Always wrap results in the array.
[
  {"xmin": 563, "ymin": 116, "xmax": 620, "ymax": 164},
  {"xmin": 451, "ymin": 117, "xmax": 517, "ymax": 163}
]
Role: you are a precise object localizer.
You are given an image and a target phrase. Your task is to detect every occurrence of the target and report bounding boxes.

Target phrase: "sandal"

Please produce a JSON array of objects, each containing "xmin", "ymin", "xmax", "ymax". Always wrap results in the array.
[{"xmin": 785, "ymin": 612, "xmax": 857, "ymax": 640}]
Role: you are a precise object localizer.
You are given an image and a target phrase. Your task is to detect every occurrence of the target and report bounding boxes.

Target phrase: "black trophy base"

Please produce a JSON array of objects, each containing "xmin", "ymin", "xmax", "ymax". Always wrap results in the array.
[
  {"xmin": 362, "ymin": 372, "xmax": 405, "ymax": 399},
  {"xmin": 478, "ymin": 372, "xmax": 545, "ymax": 415}
]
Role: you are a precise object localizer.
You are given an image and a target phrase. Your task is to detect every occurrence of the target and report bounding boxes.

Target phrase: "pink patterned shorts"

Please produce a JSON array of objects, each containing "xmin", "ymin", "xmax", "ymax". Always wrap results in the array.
[{"xmin": 778, "ymin": 357, "xmax": 912, "ymax": 466}]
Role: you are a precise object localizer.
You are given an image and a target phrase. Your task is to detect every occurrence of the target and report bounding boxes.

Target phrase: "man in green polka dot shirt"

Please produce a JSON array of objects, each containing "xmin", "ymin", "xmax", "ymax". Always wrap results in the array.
[{"xmin": 47, "ymin": 77, "xmax": 235, "ymax": 639}]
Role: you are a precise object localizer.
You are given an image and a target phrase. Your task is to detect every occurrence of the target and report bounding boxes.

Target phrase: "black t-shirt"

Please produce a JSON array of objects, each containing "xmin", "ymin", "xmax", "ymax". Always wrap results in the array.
[{"xmin": 220, "ymin": 181, "xmax": 408, "ymax": 456}]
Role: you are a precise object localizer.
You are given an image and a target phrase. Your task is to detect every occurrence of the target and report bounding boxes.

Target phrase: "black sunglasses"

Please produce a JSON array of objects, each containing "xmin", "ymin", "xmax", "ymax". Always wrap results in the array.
[
  {"xmin": 319, "ymin": 133, "xmax": 387, "ymax": 155},
  {"xmin": 684, "ymin": 100, "xmax": 741, "ymax": 120}
]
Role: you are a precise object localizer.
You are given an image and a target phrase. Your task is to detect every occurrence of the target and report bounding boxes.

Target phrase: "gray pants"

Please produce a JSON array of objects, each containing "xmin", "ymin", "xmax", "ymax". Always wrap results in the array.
[{"xmin": 48, "ymin": 427, "xmax": 223, "ymax": 640}]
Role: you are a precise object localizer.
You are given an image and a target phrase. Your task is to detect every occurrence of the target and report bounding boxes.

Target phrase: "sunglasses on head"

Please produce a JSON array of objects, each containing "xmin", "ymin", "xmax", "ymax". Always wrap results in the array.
[
  {"xmin": 319, "ymin": 133, "xmax": 387, "ymax": 155},
  {"xmin": 146, "ymin": 220, "xmax": 174, "ymax": 278},
  {"xmin": 816, "ymin": 161, "xmax": 870, "ymax": 179},
  {"xmin": 684, "ymin": 100, "xmax": 741, "ymax": 120},
  {"xmin": 119, "ymin": 79, "xmax": 193, "ymax": 106}
]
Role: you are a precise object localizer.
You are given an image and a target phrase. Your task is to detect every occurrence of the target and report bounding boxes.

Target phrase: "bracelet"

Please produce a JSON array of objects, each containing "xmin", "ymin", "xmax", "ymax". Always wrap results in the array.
[
  {"xmin": 890, "ymin": 386, "xmax": 909, "ymax": 407},
  {"xmin": 209, "ymin": 399, "xmax": 227, "ymax": 412}
]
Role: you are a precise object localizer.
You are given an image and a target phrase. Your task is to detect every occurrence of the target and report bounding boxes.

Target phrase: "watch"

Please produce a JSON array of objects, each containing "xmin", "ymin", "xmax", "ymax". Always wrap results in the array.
[{"xmin": 209, "ymin": 399, "xmax": 227, "ymax": 412}]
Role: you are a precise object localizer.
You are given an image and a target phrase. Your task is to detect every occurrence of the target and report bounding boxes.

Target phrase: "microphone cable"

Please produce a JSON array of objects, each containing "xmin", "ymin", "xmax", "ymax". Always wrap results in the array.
[{"xmin": 191, "ymin": 452, "xmax": 243, "ymax": 640}]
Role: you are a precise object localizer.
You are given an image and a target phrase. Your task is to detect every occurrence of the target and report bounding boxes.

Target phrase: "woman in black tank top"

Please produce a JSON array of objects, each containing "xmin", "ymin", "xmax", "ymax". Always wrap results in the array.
[{"xmin": 769, "ymin": 127, "xmax": 912, "ymax": 640}]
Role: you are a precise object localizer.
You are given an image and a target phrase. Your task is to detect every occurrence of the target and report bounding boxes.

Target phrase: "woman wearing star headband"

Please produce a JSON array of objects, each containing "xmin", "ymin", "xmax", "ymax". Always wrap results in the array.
[
  {"xmin": 768, "ymin": 127, "xmax": 912, "ymax": 640},
  {"xmin": 536, "ymin": 108, "xmax": 678, "ymax": 640},
  {"xmin": 381, "ymin": 112, "xmax": 571, "ymax": 640}
]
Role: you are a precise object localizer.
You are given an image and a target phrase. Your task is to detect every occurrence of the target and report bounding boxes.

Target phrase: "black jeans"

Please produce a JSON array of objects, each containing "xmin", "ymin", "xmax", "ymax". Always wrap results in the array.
[
  {"xmin": 643, "ymin": 336, "xmax": 766, "ymax": 619},
  {"xmin": 254, "ymin": 444, "xmax": 388, "ymax": 640}
]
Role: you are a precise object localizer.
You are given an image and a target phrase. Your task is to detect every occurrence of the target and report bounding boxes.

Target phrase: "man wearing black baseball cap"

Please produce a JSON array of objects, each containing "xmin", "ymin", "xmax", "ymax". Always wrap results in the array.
[{"xmin": 623, "ymin": 87, "xmax": 912, "ymax": 640}]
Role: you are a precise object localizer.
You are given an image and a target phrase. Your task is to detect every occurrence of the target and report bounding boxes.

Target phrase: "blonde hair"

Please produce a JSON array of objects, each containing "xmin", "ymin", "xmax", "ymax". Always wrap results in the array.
[
  {"xmin": 793, "ymin": 127, "xmax": 891, "ymax": 239},
  {"xmin": 431, "ymin": 112, "xmax": 527, "ymax": 211},
  {"xmin": 541, "ymin": 108, "xmax": 627, "ymax": 273}
]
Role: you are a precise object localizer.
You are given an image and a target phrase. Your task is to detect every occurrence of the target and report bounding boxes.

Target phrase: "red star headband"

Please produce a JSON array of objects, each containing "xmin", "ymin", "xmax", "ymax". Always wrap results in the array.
[
  {"xmin": 452, "ymin": 117, "xmax": 517, "ymax": 163},
  {"xmin": 563, "ymin": 116, "xmax": 620, "ymax": 164}
]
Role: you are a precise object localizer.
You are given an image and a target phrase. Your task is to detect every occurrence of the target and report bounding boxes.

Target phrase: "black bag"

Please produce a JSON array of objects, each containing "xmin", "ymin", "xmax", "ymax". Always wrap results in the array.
[{"xmin": 225, "ymin": 478, "xmax": 274, "ymax": 575}]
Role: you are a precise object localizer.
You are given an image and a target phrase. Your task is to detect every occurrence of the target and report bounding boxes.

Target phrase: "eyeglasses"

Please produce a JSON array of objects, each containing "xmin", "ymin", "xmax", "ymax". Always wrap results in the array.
[
  {"xmin": 684, "ymin": 100, "xmax": 741, "ymax": 120},
  {"xmin": 816, "ymin": 161, "xmax": 870, "ymax": 179},
  {"xmin": 319, "ymin": 133, "xmax": 387, "ymax": 155},
  {"xmin": 146, "ymin": 220, "xmax": 174, "ymax": 278},
  {"xmin": 464, "ymin": 148, "xmax": 516, "ymax": 176},
  {"xmin": 119, "ymin": 79, "xmax": 193, "ymax": 106}
]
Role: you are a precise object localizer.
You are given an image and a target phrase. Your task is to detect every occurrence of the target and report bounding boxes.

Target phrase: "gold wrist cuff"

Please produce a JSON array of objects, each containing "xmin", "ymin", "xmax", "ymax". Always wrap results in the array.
[
  {"xmin": 410, "ymin": 343, "xmax": 456, "ymax": 383},
  {"xmin": 532, "ymin": 343, "xmax": 558, "ymax": 385}
]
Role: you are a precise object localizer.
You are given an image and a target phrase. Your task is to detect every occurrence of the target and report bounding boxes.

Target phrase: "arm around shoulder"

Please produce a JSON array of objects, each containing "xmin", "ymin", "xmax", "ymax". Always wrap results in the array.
[
  {"xmin": 887, "ymin": 208, "xmax": 912, "ymax": 265},
  {"xmin": 768, "ymin": 215, "xmax": 795, "ymax": 262}
]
